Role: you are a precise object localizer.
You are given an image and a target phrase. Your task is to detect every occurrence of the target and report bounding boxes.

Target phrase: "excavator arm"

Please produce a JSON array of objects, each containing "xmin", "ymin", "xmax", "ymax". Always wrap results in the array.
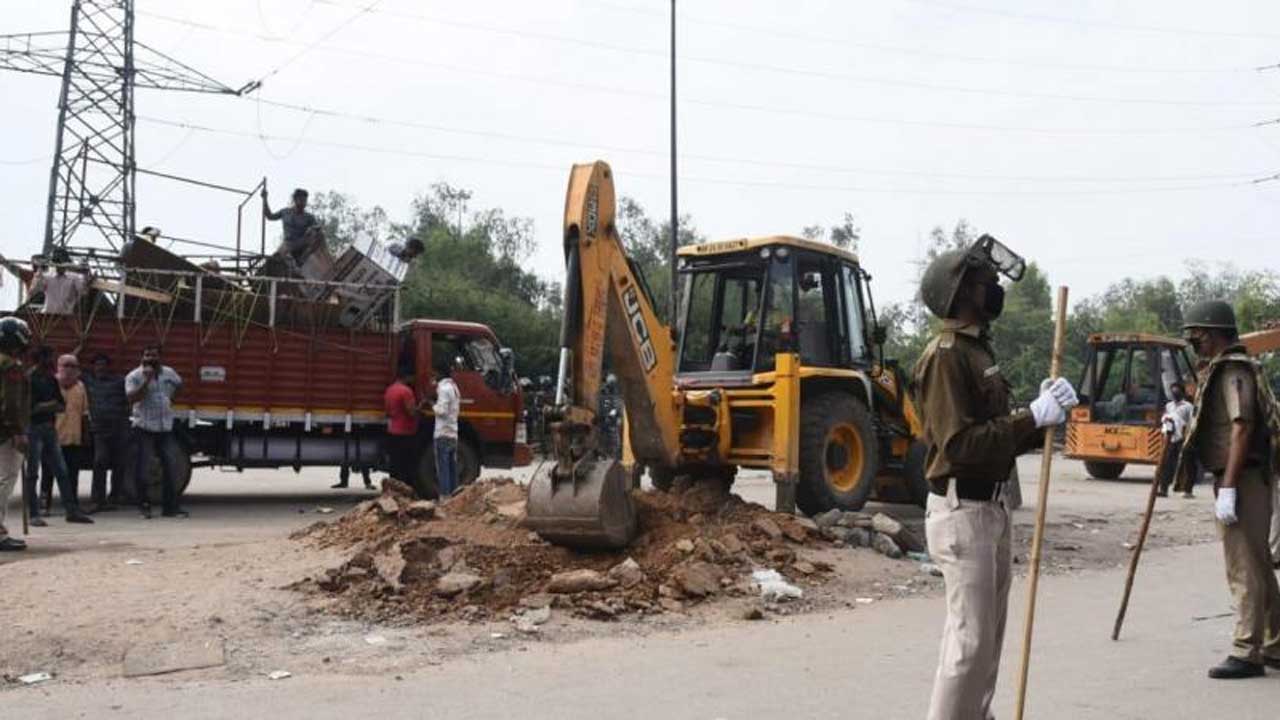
[{"xmin": 526, "ymin": 161, "xmax": 682, "ymax": 548}]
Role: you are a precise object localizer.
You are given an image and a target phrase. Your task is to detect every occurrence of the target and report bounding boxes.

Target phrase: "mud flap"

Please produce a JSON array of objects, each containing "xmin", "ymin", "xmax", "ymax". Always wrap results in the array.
[{"xmin": 526, "ymin": 458, "xmax": 637, "ymax": 549}]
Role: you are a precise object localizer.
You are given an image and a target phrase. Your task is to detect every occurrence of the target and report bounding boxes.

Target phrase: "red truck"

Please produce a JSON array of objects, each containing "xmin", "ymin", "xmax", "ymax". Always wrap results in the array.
[{"xmin": 15, "ymin": 248, "xmax": 531, "ymax": 500}]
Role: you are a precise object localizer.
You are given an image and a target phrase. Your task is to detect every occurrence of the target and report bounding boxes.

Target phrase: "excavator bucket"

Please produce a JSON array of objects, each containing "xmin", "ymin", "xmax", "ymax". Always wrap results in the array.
[{"xmin": 526, "ymin": 458, "xmax": 637, "ymax": 550}]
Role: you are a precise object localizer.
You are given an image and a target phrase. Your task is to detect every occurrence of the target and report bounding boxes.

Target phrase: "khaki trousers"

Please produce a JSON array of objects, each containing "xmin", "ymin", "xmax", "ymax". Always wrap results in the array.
[
  {"xmin": 1270, "ymin": 474, "xmax": 1279, "ymax": 564},
  {"xmin": 0, "ymin": 438, "xmax": 21, "ymax": 537},
  {"xmin": 1219, "ymin": 466, "xmax": 1280, "ymax": 664},
  {"xmin": 926, "ymin": 484, "xmax": 1012, "ymax": 720}
]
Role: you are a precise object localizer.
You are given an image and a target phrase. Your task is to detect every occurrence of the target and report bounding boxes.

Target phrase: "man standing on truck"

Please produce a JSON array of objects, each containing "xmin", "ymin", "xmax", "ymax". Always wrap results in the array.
[
  {"xmin": 126, "ymin": 346, "xmax": 187, "ymax": 519},
  {"xmin": 914, "ymin": 238, "xmax": 1077, "ymax": 720},
  {"xmin": 24, "ymin": 346, "xmax": 92, "ymax": 525},
  {"xmin": 262, "ymin": 187, "xmax": 321, "ymax": 262},
  {"xmin": 433, "ymin": 360, "xmax": 462, "ymax": 497},
  {"xmin": 28, "ymin": 248, "xmax": 90, "ymax": 315},
  {"xmin": 382, "ymin": 366, "xmax": 420, "ymax": 494},
  {"xmin": 1175, "ymin": 301, "xmax": 1280, "ymax": 679},
  {"xmin": 83, "ymin": 353, "xmax": 129, "ymax": 512},
  {"xmin": 0, "ymin": 318, "xmax": 32, "ymax": 552}
]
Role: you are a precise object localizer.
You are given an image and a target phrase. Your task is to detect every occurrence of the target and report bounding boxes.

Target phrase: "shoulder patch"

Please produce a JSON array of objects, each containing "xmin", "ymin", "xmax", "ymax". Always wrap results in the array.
[{"xmin": 938, "ymin": 332, "xmax": 956, "ymax": 349}]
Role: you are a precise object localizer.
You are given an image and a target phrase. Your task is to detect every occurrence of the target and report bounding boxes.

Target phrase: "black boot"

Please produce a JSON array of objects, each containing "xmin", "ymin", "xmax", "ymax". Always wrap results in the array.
[{"xmin": 1208, "ymin": 656, "xmax": 1265, "ymax": 679}]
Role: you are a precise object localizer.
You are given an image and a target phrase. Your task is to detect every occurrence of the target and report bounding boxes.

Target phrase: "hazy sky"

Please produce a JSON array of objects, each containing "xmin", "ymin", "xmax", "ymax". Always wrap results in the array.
[{"xmin": 2, "ymin": 0, "xmax": 1279, "ymax": 310}]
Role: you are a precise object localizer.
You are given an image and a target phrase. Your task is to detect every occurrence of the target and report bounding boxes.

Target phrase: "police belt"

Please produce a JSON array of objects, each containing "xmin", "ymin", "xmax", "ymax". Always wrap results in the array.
[{"xmin": 929, "ymin": 477, "xmax": 1002, "ymax": 502}]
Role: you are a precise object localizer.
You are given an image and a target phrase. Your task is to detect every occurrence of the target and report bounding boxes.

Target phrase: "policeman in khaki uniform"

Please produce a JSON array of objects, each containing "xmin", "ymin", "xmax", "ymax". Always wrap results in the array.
[
  {"xmin": 1175, "ymin": 300, "xmax": 1280, "ymax": 679},
  {"xmin": 0, "ymin": 317, "xmax": 33, "ymax": 552},
  {"xmin": 913, "ymin": 236, "xmax": 1078, "ymax": 720}
]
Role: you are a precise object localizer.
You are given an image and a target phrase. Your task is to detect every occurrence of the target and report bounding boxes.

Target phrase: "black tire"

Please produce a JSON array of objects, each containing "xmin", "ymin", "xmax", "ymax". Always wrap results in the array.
[
  {"xmin": 796, "ymin": 393, "xmax": 879, "ymax": 516},
  {"xmin": 1084, "ymin": 460, "xmax": 1125, "ymax": 480},
  {"xmin": 416, "ymin": 438, "xmax": 481, "ymax": 498},
  {"xmin": 903, "ymin": 440, "xmax": 931, "ymax": 508},
  {"xmin": 127, "ymin": 438, "xmax": 193, "ymax": 505}
]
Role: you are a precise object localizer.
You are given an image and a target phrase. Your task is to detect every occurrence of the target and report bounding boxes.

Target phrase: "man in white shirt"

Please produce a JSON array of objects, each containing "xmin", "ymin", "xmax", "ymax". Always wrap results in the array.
[
  {"xmin": 432, "ymin": 360, "xmax": 462, "ymax": 497},
  {"xmin": 1158, "ymin": 383, "xmax": 1196, "ymax": 498},
  {"xmin": 29, "ymin": 248, "xmax": 89, "ymax": 315}
]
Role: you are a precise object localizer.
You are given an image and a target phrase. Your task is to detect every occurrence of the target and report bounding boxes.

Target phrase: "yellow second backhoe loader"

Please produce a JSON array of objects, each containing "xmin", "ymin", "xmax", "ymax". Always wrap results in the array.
[{"xmin": 526, "ymin": 161, "xmax": 925, "ymax": 549}]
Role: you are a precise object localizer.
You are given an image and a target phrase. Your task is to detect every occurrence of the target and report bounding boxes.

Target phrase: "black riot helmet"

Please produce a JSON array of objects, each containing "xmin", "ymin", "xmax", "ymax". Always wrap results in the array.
[
  {"xmin": 919, "ymin": 235, "xmax": 1025, "ymax": 320},
  {"xmin": 0, "ymin": 317, "xmax": 33, "ymax": 355},
  {"xmin": 1181, "ymin": 300, "xmax": 1237, "ymax": 333}
]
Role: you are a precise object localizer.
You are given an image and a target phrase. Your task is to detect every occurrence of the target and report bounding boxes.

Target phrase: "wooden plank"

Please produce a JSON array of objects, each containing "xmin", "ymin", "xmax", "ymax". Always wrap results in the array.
[{"xmin": 91, "ymin": 279, "xmax": 173, "ymax": 303}]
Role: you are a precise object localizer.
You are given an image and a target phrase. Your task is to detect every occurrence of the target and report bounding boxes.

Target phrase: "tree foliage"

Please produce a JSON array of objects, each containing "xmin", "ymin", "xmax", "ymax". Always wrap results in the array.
[{"xmin": 616, "ymin": 196, "xmax": 704, "ymax": 325}]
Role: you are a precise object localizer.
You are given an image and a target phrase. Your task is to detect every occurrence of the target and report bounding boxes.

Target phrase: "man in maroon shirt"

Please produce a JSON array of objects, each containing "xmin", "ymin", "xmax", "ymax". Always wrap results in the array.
[{"xmin": 384, "ymin": 367, "xmax": 421, "ymax": 495}]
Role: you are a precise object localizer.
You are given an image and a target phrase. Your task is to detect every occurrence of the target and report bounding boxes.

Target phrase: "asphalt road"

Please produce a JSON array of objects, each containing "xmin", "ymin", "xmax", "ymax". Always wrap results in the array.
[{"xmin": 3, "ymin": 458, "xmax": 1274, "ymax": 719}]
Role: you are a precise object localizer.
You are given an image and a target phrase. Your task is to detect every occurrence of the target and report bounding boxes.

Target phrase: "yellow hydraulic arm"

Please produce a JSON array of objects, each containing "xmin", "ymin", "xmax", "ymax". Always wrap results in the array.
[{"xmin": 525, "ymin": 161, "xmax": 682, "ymax": 548}]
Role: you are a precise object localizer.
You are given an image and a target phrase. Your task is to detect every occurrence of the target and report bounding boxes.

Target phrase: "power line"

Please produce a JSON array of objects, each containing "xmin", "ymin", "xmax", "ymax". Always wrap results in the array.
[
  {"xmin": 898, "ymin": 0, "xmax": 1280, "ymax": 41},
  {"xmin": 134, "ymin": 12, "xmax": 1259, "ymax": 137},
  {"xmin": 244, "ymin": 95, "xmax": 1266, "ymax": 184},
  {"xmin": 136, "ymin": 114, "xmax": 1259, "ymax": 197},
  {"xmin": 586, "ymin": 0, "xmax": 1253, "ymax": 75},
  {"xmin": 246, "ymin": 0, "xmax": 385, "ymax": 91},
  {"xmin": 302, "ymin": 0, "xmax": 1280, "ymax": 108}
]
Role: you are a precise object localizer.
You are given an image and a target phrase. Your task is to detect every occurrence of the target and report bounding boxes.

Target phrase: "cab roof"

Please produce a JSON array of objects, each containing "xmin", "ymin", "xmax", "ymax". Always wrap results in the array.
[
  {"xmin": 677, "ymin": 236, "xmax": 860, "ymax": 264},
  {"xmin": 1087, "ymin": 332, "xmax": 1187, "ymax": 348}
]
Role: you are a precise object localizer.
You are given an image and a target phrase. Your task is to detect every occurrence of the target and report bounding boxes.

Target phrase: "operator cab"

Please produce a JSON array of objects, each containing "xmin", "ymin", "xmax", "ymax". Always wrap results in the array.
[
  {"xmin": 1076, "ymin": 334, "xmax": 1196, "ymax": 424},
  {"xmin": 676, "ymin": 237, "xmax": 877, "ymax": 384}
]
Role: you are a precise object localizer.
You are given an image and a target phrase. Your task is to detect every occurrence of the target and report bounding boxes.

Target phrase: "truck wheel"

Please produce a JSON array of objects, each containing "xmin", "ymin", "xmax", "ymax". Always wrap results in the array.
[
  {"xmin": 796, "ymin": 393, "xmax": 878, "ymax": 516},
  {"xmin": 903, "ymin": 440, "xmax": 931, "ymax": 508},
  {"xmin": 1085, "ymin": 461, "xmax": 1125, "ymax": 480},
  {"xmin": 128, "ymin": 439, "xmax": 194, "ymax": 505}
]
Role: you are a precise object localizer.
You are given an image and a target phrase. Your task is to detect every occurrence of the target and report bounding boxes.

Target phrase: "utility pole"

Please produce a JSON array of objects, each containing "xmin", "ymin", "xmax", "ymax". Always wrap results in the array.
[
  {"xmin": 0, "ymin": 1, "xmax": 245, "ymax": 255},
  {"xmin": 668, "ymin": 0, "xmax": 679, "ymax": 326}
]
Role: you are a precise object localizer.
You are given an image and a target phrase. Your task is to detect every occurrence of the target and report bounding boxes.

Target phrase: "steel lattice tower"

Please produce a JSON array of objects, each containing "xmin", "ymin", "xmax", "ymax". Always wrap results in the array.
[{"xmin": 0, "ymin": 1, "xmax": 243, "ymax": 254}]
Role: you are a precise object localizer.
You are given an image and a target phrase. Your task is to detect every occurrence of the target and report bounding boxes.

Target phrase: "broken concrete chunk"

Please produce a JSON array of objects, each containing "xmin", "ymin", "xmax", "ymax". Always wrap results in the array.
[
  {"xmin": 373, "ymin": 543, "xmax": 407, "ymax": 591},
  {"xmin": 546, "ymin": 569, "xmax": 616, "ymax": 594},
  {"xmin": 719, "ymin": 533, "xmax": 746, "ymax": 555},
  {"xmin": 781, "ymin": 521, "xmax": 810, "ymax": 544},
  {"xmin": 434, "ymin": 571, "xmax": 484, "ymax": 598},
  {"xmin": 813, "ymin": 509, "xmax": 843, "ymax": 529},
  {"xmin": 792, "ymin": 560, "xmax": 816, "ymax": 575},
  {"xmin": 607, "ymin": 557, "xmax": 645, "ymax": 589},
  {"xmin": 752, "ymin": 517, "xmax": 784, "ymax": 541},
  {"xmin": 837, "ymin": 511, "xmax": 874, "ymax": 529},
  {"xmin": 871, "ymin": 512, "xmax": 925, "ymax": 552},
  {"xmin": 872, "ymin": 532, "xmax": 905, "ymax": 559},
  {"xmin": 674, "ymin": 539, "xmax": 695, "ymax": 554},
  {"xmin": 672, "ymin": 561, "xmax": 722, "ymax": 598},
  {"xmin": 375, "ymin": 496, "xmax": 401, "ymax": 516},
  {"xmin": 404, "ymin": 500, "xmax": 437, "ymax": 520}
]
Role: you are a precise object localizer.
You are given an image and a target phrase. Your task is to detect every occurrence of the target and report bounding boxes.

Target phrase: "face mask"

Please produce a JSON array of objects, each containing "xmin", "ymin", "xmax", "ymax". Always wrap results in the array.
[{"xmin": 982, "ymin": 282, "xmax": 1005, "ymax": 320}]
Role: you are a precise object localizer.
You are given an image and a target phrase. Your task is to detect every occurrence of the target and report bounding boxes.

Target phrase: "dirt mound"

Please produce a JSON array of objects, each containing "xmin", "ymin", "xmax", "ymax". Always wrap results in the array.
[{"xmin": 293, "ymin": 477, "xmax": 841, "ymax": 623}]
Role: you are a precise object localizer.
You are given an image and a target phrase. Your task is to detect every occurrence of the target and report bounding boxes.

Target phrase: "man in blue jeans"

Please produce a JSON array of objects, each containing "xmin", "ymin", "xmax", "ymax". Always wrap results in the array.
[
  {"xmin": 125, "ymin": 346, "xmax": 187, "ymax": 519},
  {"xmin": 24, "ymin": 346, "xmax": 92, "ymax": 525},
  {"xmin": 432, "ymin": 361, "xmax": 461, "ymax": 497}
]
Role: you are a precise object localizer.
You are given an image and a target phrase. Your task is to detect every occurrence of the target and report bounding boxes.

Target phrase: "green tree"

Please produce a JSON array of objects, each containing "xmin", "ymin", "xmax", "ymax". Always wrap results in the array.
[
  {"xmin": 616, "ymin": 196, "xmax": 703, "ymax": 325},
  {"xmin": 308, "ymin": 191, "xmax": 390, "ymax": 253}
]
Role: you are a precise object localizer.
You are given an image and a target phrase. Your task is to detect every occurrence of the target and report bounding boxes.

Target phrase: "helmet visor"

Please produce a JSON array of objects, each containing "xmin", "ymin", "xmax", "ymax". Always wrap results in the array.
[{"xmin": 973, "ymin": 234, "xmax": 1025, "ymax": 282}]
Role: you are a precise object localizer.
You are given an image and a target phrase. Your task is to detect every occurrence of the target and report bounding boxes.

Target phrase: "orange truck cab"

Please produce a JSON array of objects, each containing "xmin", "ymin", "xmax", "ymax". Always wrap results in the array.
[{"xmin": 1065, "ymin": 333, "xmax": 1197, "ymax": 480}]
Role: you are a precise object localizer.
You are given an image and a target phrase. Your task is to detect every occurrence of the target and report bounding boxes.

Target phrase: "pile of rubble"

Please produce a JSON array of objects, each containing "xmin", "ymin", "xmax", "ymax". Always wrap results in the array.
[{"xmin": 293, "ymin": 477, "xmax": 928, "ymax": 626}]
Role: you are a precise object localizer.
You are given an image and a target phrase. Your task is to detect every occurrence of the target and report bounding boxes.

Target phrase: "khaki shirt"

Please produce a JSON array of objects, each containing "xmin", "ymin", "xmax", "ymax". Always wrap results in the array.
[
  {"xmin": 55, "ymin": 381, "xmax": 88, "ymax": 446},
  {"xmin": 1192, "ymin": 355, "xmax": 1266, "ymax": 473},
  {"xmin": 0, "ymin": 353, "xmax": 29, "ymax": 441},
  {"xmin": 913, "ymin": 320, "xmax": 1040, "ymax": 483}
]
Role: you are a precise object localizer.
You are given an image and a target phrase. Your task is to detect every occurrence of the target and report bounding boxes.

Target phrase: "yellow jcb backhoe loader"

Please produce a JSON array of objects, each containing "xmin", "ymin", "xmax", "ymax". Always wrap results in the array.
[{"xmin": 526, "ymin": 161, "xmax": 926, "ymax": 549}]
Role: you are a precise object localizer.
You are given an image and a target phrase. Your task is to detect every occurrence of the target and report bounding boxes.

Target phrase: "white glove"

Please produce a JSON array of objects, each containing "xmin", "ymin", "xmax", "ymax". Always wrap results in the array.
[
  {"xmin": 1029, "ymin": 389, "xmax": 1067, "ymax": 428},
  {"xmin": 1215, "ymin": 487, "xmax": 1238, "ymax": 525},
  {"xmin": 1043, "ymin": 377, "xmax": 1079, "ymax": 410}
]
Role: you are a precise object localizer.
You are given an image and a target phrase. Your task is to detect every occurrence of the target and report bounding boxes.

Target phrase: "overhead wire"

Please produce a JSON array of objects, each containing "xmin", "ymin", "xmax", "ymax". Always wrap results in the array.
[
  {"xmin": 136, "ymin": 114, "xmax": 1263, "ymax": 197},
  {"xmin": 306, "ymin": 0, "xmax": 1279, "ymax": 108},
  {"xmin": 584, "ymin": 0, "xmax": 1254, "ymax": 74},
  {"xmin": 244, "ymin": 95, "xmax": 1267, "ymax": 184},
  {"xmin": 897, "ymin": 0, "xmax": 1280, "ymax": 41},
  {"xmin": 137, "ymin": 12, "xmax": 1260, "ymax": 137},
  {"xmin": 249, "ymin": 0, "xmax": 385, "ymax": 86}
]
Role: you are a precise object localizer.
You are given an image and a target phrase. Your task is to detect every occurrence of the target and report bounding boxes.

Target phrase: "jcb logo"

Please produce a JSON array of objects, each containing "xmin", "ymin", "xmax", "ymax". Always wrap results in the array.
[
  {"xmin": 624, "ymin": 287, "xmax": 657, "ymax": 373},
  {"xmin": 585, "ymin": 185, "xmax": 599, "ymax": 238}
]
